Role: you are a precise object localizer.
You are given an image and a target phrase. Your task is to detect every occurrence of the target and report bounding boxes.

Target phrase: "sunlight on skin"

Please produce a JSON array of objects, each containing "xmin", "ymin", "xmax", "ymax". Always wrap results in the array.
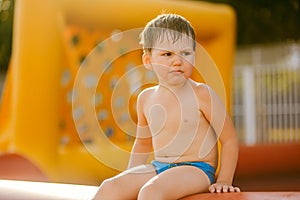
[{"xmin": 148, "ymin": 104, "xmax": 167, "ymax": 137}]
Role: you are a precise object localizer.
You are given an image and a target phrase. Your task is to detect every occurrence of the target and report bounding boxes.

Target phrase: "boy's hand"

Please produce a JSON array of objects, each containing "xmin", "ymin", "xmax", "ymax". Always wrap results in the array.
[{"xmin": 209, "ymin": 183, "xmax": 240, "ymax": 193}]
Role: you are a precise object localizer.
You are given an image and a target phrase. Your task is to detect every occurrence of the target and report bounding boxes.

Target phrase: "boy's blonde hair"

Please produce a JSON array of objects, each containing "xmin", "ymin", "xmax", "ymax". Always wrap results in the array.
[{"xmin": 140, "ymin": 13, "xmax": 196, "ymax": 54}]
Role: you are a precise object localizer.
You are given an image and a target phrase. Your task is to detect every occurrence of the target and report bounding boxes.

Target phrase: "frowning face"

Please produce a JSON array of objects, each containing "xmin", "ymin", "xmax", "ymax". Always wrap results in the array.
[{"xmin": 143, "ymin": 33, "xmax": 195, "ymax": 87}]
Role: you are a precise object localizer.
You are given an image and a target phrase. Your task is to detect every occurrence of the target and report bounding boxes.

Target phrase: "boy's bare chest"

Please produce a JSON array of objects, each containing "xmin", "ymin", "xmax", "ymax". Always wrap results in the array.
[{"xmin": 144, "ymin": 94, "xmax": 201, "ymax": 132}]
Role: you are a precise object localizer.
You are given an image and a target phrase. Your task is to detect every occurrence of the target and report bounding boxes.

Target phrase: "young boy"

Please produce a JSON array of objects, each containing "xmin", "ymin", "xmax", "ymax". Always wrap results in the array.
[{"xmin": 93, "ymin": 13, "xmax": 240, "ymax": 200}]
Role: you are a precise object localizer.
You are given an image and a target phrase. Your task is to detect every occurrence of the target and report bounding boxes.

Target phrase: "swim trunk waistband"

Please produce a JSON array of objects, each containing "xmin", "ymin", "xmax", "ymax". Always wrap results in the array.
[{"xmin": 151, "ymin": 160, "xmax": 216, "ymax": 184}]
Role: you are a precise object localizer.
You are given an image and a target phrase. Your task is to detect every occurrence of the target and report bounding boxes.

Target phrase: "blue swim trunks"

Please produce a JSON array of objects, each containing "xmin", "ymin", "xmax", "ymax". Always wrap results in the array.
[{"xmin": 151, "ymin": 160, "xmax": 216, "ymax": 184}]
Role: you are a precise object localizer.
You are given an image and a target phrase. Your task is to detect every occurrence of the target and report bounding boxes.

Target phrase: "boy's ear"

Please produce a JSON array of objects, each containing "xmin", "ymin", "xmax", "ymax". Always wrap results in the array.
[{"xmin": 142, "ymin": 53, "xmax": 153, "ymax": 70}]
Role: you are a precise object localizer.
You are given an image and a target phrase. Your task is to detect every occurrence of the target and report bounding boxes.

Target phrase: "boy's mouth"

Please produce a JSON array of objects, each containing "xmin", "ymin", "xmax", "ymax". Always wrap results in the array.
[
  {"xmin": 171, "ymin": 69, "xmax": 183, "ymax": 74},
  {"xmin": 171, "ymin": 69, "xmax": 184, "ymax": 73}
]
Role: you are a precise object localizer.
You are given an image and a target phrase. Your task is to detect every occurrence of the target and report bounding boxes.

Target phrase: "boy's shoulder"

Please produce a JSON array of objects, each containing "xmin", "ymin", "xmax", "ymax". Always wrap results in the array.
[
  {"xmin": 190, "ymin": 80, "xmax": 217, "ymax": 99},
  {"xmin": 190, "ymin": 80, "xmax": 211, "ymax": 92},
  {"xmin": 141, "ymin": 85, "xmax": 158, "ymax": 93},
  {"xmin": 137, "ymin": 85, "xmax": 158, "ymax": 99}
]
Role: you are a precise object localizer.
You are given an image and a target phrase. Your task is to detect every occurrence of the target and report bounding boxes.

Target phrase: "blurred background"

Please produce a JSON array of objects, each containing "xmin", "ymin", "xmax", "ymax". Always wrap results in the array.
[{"xmin": 0, "ymin": 0, "xmax": 299, "ymax": 192}]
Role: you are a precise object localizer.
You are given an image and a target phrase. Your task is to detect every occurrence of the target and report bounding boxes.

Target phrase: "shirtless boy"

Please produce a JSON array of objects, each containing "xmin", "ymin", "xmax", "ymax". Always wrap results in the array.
[{"xmin": 93, "ymin": 13, "xmax": 240, "ymax": 200}]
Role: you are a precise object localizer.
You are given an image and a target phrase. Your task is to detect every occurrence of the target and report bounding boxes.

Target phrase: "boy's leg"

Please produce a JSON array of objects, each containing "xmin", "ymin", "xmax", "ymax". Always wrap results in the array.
[
  {"xmin": 93, "ymin": 164, "xmax": 156, "ymax": 200},
  {"xmin": 138, "ymin": 165, "xmax": 211, "ymax": 200}
]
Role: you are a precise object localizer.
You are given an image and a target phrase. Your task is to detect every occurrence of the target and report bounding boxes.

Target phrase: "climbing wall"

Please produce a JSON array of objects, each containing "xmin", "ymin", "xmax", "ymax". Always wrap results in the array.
[{"xmin": 60, "ymin": 25, "xmax": 158, "ymax": 148}]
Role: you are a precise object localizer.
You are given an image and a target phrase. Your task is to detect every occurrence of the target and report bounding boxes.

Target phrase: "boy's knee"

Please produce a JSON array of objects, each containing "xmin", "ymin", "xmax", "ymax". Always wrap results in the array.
[
  {"xmin": 138, "ymin": 184, "xmax": 164, "ymax": 200},
  {"xmin": 99, "ymin": 178, "xmax": 119, "ymax": 192},
  {"xmin": 95, "ymin": 178, "xmax": 122, "ymax": 198}
]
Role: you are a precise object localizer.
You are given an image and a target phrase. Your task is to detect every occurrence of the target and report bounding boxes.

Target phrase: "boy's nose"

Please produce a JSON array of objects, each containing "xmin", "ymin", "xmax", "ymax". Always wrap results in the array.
[{"xmin": 173, "ymin": 54, "xmax": 183, "ymax": 66}]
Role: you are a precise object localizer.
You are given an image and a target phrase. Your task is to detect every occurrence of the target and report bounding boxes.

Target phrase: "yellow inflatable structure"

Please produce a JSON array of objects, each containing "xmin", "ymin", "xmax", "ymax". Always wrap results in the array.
[{"xmin": 0, "ymin": 0, "xmax": 236, "ymax": 185}]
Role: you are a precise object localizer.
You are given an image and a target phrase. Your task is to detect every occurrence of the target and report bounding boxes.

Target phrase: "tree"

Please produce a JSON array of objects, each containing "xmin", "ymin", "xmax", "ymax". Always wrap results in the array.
[{"xmin": 0, "ymin": 0, "xmax": 14, "ymax": 72}]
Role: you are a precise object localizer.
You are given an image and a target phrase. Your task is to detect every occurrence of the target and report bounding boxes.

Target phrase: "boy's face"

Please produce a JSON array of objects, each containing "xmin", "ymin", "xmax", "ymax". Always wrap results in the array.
[{"xmin": 143, "ymin": 33, "xmax": 195, "ymax": 87}]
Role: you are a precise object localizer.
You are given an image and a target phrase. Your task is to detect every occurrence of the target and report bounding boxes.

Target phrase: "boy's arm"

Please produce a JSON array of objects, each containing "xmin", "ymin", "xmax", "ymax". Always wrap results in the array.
[
  {"xmin": 127, "ymin": 128, "xmax": 152, "ymax": 168},
  {"xmin": 210, "ymin": 114, "xmax": 240, "ymax": 192},
  {"xmin": 127, "ymin": 91, "xmax": 152, "ymax": 169},
  {"xmin": 198, "ymin": 84, "xmax": 240, "ymax": 193}
]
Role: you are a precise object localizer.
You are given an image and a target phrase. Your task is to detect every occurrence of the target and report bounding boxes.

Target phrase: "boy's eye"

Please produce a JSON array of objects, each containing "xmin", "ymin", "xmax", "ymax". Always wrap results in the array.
[
  {"xmin": 162, "ymin": 52, "xmax": 172, "ymax": 57},
  {"xmin": 182, "ymin": 52, "xmax": 191, "ymax": 56}
]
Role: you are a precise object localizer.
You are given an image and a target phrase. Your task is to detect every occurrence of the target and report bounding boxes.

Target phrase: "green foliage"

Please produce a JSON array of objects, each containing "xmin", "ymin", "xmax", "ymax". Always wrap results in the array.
[
  {"xmin": 199, "ymin": 0, "xmax": 300, "ymax": 45},
  {"xmin": 0, "ymin": 0, "xmax": 14, "ymax": 72}
]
